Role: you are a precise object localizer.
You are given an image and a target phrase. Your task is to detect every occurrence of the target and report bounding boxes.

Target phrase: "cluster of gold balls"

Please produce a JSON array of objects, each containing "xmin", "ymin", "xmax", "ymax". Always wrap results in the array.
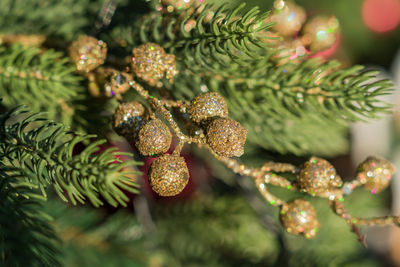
[
  {"xmin": 266, "ymin": 0, "xmax": 340, "ymax": 65},
  {"xmin": 66, "ymin": 21, "xmax": 395, "ymax": 239},
  {"xmin": 112, "ymin": 90, "xmax": 249, "ymax": 196},
  {"xmin": 279, "ymin": 156, "xmax": 395, "ymax": 238},
  {"xmin": 188, "ymin": 92, "xmax": 248, "ymax": 157}
]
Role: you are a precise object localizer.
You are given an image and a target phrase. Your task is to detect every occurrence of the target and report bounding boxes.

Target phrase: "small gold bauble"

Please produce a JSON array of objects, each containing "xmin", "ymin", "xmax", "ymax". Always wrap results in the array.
[
  {"xmin": 206, "ymin": 117, "xmax": 248, "ymax": 157},
  {"xmin": 148, "ymin": 155, "xmax": 189, "ymax": 196},
  {"xmin": 136, "ymin": 119, "xmax": 172, "ymax": 157},
  {"xmin": 188, "ymin": 92, "xmax": 228, "ymax": 123},
  {"xmin": 69, "ymin": 35, "xmax": 107, "ymax": 73},
  {"xmin": 302, "ymin": 15, "xmax": 340, "ymax": 52},
  {"xmin": 356, "ymin": 156, "xmax": 395, "ymax": 193},
  {"xmin": 131, "ymin": 43, "xmax": 178, "ymax": 87},
  {"xmin": 298, "ymin": 157, "xmax": 343, "ymax": 197},
  {"xmin": 268, "ymin": 1, "xmax": 306, "ymax": 37},
  {"xmin": 113, "ymin": 102, "xmax": 148, "ymax": 140},
  {"xmin": 280, "ymin": 199, "xmax": 320, "ymax": 239}
]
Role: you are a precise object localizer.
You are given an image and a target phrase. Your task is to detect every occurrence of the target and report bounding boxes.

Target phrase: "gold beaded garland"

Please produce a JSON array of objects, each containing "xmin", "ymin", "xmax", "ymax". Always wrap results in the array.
[
  {"xmin": 189, "ymin": 92, "xmax": 228, "ymax": 123},
  {"xmin": 302, "ymin": 15, "xmax": 340, "ymax": 52},
  {"xmin": 356, "ymin": 156, "xmax": 395, "ymax": 194},
  {"xmin": 113, "ymin": 101, "xmax": 148, "ymax": 140},
  {"xmin": 148, "ymin": 155, "xmax": 189, "ymax": 196},
  {"xmin": 136, "ymin": 119, "xmax": 172, "ymax": 157},
  {"xmin": 69, "ymin": 35, "xmax": 107, "ymax": 73},
  {"xmin": 131, "ymin": 43, "xmax": 178, "ymax": 87},
  {"xmin": 298, "ymin": 157, "xmax": 343, "ymax": 197},
  {"xmin": 268, "ymin": 1, "xmax": 306, "ymax": 37},
  {"xmin": 206, "ymin": 117, "xmax": 248, "ymax": 157},
  {"xmin": 280, "ymin": 199, "xmax": 320, "ymax": 239}
]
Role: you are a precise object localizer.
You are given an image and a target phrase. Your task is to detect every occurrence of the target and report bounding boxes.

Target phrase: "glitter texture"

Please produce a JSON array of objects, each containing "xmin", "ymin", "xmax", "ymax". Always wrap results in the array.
[
  {"xmin": 113, "ymin": 101, "xmax": 148, "ymax": 140},
  {"xmin": 302, "ymin": 15, "xmax": 339, "ymax": 52},
  {"xmin": 298, "ymin": 157, "xmax": 343, "ymax": 196},
  {"xmin": 148, "ymin": 155, "xmax": 189, "ymax": 196},
  {"xmin": 136, "ymin": 119, "xmax": 172, "ymax": 156},
  {"xmin": 131, "ymin": 43, "xmax": 178, "ymax": 87},
  {"xmin": 69, "ymin": 35, "xmax": 107, "ymax": 73},
  {"xmin": 280, "ymin": 199, "xmax": 320, "ymax": 239},
  {"xmin": 206, "ymin": 117, "xmax": 248, "ymax": 157},
  {"xmin": 268, "ymin": 1, "xmax": 306, "ymax": 37},
  {"xmin": 105, "ymin": 72, "xmax": 132, "ymax": 98},
  {"xmin": 356, "ymin": 156, "xmax": 394, "ymax": 193},
  {"xmin": 189, "ymin": 92, "xmax": 228, "ymax": 123}
]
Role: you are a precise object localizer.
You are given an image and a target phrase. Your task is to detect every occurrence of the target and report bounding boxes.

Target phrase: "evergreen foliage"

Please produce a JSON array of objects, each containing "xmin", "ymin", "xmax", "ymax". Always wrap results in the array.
[
  {"xmin": 118, "ymin": 3, "xmax": 392, "ymax": 155},
  {"xmin": 0, "ymin": 106, "xmax": 140, "ymax": 207},
  {"xmin": 0, "ymin": 44, "xmax": 83, "ymax": 125},
  {"xmin": 0, "ymin": 0, "xmax": 102, "ymax": 40},
  {"xmin": 0, "ymin": 170, "xmax": 60, "ymax": 267},
  {"xmin": 0, "ymin": 0, "xmax": 396, "ymax": 265}
]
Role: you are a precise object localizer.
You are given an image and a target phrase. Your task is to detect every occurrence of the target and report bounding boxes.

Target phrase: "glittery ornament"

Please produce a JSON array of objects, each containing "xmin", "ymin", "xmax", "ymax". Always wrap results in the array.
[
  {"xmin": 104, "ymin": 72, "xmax": 132, "ymax": 98},
  {"xmin": 302, "ymin": 15, "xmax": 340, "ymax": 52},
  {"xmin": 189, "ymin": 92, "xmax": 228, "ymax": 123},
  {"xmin": 136, "ymin": 119, "xmax": 172, "ymax": 157},
  {"xmin": 268, "ymin": 1, "xmax": 306, "ymax": 37},
  {"xmin": 280, "ymin": 199, "xmax": 320, "ymax": 239},
  {"xmin": 298, "ymin": 157, "xmax": 342, "ymax": 196},
  {"xmin": 273, "ymin": 39, "xmax": 309, "ymax": 66},
  {"xmin": 131, "ymin": 43, "xmax": 178, "ymax": 87},
  {"xmin": 148, "ymin": 155, "xmax": 189, "ymax": 196},
  {"xmin": 206, "ymin": 118, "xmax": 248, "ymax": 157},
  {"xmin": 356, "ymin": 156, "xmax": 395, "ymax": 193},
  {"xmin": 113, "ymin": 102, "xmax": 148, "ymax": 140},
  {"xmin": 69, "ymin": 35, "xmax": 107, "ymax": 73}
]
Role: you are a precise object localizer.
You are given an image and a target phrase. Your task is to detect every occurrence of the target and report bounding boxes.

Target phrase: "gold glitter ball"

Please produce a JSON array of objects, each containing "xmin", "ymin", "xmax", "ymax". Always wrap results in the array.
[
  {"xmin": 356, "ymin": 156, "xmax": 395, "ymax": 193},
  {"xmin": 302, "ymin": 15, "xmax": 340, "ymax": 52},
  {"xmin": 113, "ymin": 101, "xmax": 148, "ymax": 140},
  {"xmin": 298, "ymin": 157, "xmax": 343, "ymax": 197},
  {"xmin": 280, "ymin": 199, "xmax": 320, "ymax": 239},
  {"xmin": 131, "ymin": 43, "xmax": 178, "ymax": 87},
  {"xmin": 189, "ymin": 92, "xmax": 228, "ymax": 123},
  {"xmin": 136, "ymin": 119, "xmax": 172, "ymax": 157},
  {"xmin": 268, "ymin": 1, "xmax": 306, "ymax": 37},
  {"xmin": 206, "ymin": 118, "xmax": 248, "ymax": 157},
  {"xmin": 69, "ymin": 35, "xmax": 107, "ymax": 73},
  {"xmin": 149, "ymin": 155, "xmax": 189, "ymax": 196}
]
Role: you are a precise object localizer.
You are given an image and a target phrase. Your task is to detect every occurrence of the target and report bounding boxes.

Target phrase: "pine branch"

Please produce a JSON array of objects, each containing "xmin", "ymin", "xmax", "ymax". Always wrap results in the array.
[
  {"xmin": 0, "ymin": 0, "xmax": 102, "ymax": 40},
  {"xmin": 131, "ymin": 4, "xmax": 272, "ymax": 67},
  {"xmin": 44, "ymin": 200, "xmax": 148, "ymax": 266},
  {"xmin": 0, "ymin": 169, "xmax": 61, "ymax": 267},
  {"xmin": 0, "ymin": 44, "xmax": 84, "ymax": 125},
  {"xmin": 161, "ymin": 56, "xmax": 391, "ymax": 155},
  {"xmin": 0, "ymin": 106, "xmax": 141, "ymax": 207}
]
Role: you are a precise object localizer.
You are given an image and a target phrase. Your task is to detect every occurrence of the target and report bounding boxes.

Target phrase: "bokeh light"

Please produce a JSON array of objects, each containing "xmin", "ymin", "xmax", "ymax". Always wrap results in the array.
[{"xmin": 362, "ymin": 0, "xmax": 400, "ymax": 33}]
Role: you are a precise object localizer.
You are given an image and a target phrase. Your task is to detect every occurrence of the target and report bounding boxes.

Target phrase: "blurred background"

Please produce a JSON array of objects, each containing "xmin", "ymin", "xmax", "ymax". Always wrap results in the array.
[{"xmin": 44, "ymin": 0, "xmax": 400, "ymax": 266}]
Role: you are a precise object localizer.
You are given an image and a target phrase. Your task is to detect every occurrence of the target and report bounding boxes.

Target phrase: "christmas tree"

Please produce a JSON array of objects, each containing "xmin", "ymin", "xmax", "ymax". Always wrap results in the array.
[{"xmin": 1, "ymin": 0, "xmax": 400, "ymax": 266}]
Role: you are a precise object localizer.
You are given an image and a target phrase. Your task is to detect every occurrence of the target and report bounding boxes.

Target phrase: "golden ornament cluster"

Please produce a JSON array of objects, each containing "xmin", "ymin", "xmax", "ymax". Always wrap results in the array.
[{"xmin": 66, "ymin": 10, "xmax": 397, "ymax": 240}]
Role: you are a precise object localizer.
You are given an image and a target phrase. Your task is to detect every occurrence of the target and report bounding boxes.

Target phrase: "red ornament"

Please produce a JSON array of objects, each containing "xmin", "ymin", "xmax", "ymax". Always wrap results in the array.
[{"xmin": 362, "ymin": 0, "xmax": 400, "ymax": 33}]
